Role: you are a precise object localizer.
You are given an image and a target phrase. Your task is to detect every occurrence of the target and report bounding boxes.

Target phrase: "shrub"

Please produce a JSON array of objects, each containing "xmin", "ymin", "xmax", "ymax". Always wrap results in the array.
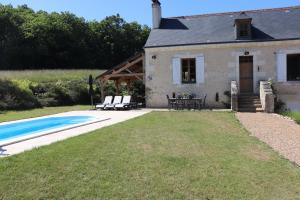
[
  {"xmin": 31, "ymin": 80, "xmax": 90, "ymax": 107},
  {"xmin": 0, "ymin": 79, "xmax": 40, "ymax": 110},
  {"xmin": 0, "ymin": 76, "xmax": 146, "ymax": 110},
  {"xmin": 101, "ymin": 80, "xmax": 145, "ymax": 103},
  {"xmin": 132, "ymin": 80, "xmax": 145, "ymax": 103},
  {"xmin": 30, "ymin": 82, "xmax": 68, "ymax": 107},
  {"xmin": 222, "ymin": 91, "xmax": 231, "ymax": 109},
  {"xmin": 274, "ymin": 99, "xmax": 288, "ymax": 113},
  {"xmin": 94, "ymin": 81, "xmax": 102, "ymax": 103},
  {"xmin": 269, "ymin": 80, "xmax": 288, "ymax": 113},
  {"xmin": 65, "ymin": 80, "xmax": 90, "ymax": 104}
]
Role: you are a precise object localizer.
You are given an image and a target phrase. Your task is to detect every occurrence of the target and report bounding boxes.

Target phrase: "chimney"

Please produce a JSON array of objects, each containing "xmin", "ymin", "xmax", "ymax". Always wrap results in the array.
[{"xmin": 152, "ymin": 0, "xmax": 161, "ymax": 29}]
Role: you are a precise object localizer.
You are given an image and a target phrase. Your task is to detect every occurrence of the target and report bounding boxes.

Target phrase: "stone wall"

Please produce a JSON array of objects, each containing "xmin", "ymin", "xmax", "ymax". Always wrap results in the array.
[
  {"xmin": 231, "ymin": 81, "xmax": 238, "ymax": 111},
  {"xmin": 260, "ymin": 81, "xmax": 275, "ymax": 113},
  {"xmin": 273, "ymin": 82, "xmax": 300, "ymax": 111},
  {"xmin": 145, "ymin": 40, "xmax": 300, "ymax": 108}
]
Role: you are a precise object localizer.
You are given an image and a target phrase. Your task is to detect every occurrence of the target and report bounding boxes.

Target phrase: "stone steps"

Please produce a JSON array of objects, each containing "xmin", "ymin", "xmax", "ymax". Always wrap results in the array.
[
  {"xmin": 238, "ymin": 104, "xmax": 262, "ymax": 108},
  {"xmin": 238, "ymin": 107, "xmax": 264, "ymax": 112},
  {"xmin": 238, "ymin": 94, "xmax": 263, "ymax": 112},
  {"xmin": 238, "ymin": 100, "xmax": 261, "ymax": 104}
]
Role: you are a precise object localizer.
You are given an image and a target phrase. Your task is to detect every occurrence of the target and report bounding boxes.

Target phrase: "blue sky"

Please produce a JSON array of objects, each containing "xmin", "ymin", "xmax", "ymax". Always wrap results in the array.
[{"xmin": 1, "ymin": 0, "xmax": 300, "ymax": 25}]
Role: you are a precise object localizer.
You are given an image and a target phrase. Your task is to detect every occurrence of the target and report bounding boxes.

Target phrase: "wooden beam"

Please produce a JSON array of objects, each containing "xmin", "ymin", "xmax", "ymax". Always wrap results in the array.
[
  {"xmin": 100, "ymin": 79, "xmax": 107, "ymax": 102},
  {"xmin": 99, "ymin": 76, "xmax": 109, "ymax": 83},
  {"xmin": 126, "ymin": 79, "xmax": 131, "ymax": 93},
  {"xmin": 112, "ymin": 61, "xmax": 129, "ymax": 73},
  {"xmin": 125, "ymin": 69, "xmax": 142, "ymax": 81},
  {"xmin": 96, "ymin": 53, "xmax": 144, "ymax": 81},
  {"xmin": 115, "ymin": 80, "xmax": 120, "ymax": 95},
  {"xmin": 112, "ymin": 57, "xmax": 143, "ymax": 75},
  {"xmin": 106, "ymin": 73, "xmax": 144, "ymax": 78}
]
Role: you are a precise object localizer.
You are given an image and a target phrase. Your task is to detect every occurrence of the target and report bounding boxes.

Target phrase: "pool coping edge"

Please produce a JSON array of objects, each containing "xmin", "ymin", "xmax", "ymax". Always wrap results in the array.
[{"xmin": 0, "ymin": 118, "xmax": 111, "ymax": 147}]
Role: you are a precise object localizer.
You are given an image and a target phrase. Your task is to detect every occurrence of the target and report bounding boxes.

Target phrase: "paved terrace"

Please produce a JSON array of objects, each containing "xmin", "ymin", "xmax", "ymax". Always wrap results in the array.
[
  {"xmin": 0, "ymin": 110, "xmax": 151, "ymax": 157},
  {"xmin": 237, "ymin": 112, "xmax": 300, "ymax": 166}
]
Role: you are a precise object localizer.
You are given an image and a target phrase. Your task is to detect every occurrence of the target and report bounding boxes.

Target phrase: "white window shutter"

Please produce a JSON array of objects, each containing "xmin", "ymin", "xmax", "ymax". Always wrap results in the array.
[
  {"xmin": 172, "ymin": 57, "xmax": 181, "ymax": 85},
  {"xmin": 276, "ymin": 53, "xmax": 287, "ymax": 82},
  {"xmin": 196, "ymin": 56, "xmax": 205, "ymax": 84}
]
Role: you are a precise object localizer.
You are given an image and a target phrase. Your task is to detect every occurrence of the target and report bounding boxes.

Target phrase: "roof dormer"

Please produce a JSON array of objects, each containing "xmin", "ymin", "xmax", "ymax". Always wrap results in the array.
[{"xmin": 234, "ymin": 12, "xmax": 252, "ymax": 40}]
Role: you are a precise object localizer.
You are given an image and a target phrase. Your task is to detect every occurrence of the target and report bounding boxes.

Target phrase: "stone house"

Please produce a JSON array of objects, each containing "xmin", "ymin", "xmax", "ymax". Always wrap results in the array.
[{"xmin": 144, "ymin": 1, "xmax": 300, "ymax": 111}]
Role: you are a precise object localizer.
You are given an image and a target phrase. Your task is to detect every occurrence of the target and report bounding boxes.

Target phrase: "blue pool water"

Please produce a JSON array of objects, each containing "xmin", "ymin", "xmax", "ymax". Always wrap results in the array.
[{"xmin": 0, "ymin": 116, "xmax": 95, "ymax": 142}]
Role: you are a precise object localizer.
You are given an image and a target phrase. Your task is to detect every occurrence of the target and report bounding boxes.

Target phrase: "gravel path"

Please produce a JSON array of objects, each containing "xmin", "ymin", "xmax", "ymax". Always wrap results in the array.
[{"xmin": 236, "ymin": 112, "xmax": 300, "ymax": 166}]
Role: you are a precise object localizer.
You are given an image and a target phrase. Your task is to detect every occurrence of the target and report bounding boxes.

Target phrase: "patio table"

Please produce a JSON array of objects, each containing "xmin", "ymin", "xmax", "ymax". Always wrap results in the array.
[{"xmin": 169, "ymin": 98, "xmax": 202, "ymax": 110}]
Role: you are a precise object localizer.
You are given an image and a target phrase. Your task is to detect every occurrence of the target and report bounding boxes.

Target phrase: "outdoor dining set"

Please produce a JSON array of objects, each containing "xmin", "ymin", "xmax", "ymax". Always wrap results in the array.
[{"xmin": 166, "ymin": 94, "xmax": 207, "ymax": 110}]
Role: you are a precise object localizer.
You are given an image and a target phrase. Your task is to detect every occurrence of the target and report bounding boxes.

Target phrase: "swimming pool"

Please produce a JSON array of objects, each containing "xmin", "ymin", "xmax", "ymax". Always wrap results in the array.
[{"xmin": 0, "ymin": 116, "xmax": 99, "ymax": 146}]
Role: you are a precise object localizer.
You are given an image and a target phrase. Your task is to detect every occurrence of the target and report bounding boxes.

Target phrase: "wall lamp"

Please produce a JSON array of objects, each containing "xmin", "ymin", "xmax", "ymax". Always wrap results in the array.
[{"xmin": 244, "ymin": 51, "xmax": 250, "ymax": 56}]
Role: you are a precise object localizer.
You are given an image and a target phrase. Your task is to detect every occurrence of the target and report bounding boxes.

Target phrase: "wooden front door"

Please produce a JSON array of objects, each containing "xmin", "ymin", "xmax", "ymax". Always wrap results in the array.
[{"xmin": 239, "ymin": 56, "xmax": 253, "ymax": 93}]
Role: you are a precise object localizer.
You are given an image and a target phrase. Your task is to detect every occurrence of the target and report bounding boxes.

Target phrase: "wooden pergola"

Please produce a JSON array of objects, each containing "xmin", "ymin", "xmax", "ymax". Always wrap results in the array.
[{"xmin": 96, "ymin": 52, "xmax": 145, "ymax": 100}]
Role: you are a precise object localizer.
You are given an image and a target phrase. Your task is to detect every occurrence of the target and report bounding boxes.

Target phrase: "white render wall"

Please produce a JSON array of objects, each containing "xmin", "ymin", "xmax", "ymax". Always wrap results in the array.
[{"xmin": 145, "ymin": 40, "xmax": 300, "ymax": 110}]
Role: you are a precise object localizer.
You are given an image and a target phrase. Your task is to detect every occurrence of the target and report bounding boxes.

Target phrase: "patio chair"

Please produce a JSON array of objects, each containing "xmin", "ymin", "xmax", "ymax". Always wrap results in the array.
[
  {"xmin": 95, "ymin": 96, "xmax": 113, "ymax": 110},
  {"xmin": 166, "ymin": 95, "xmax": 177, "ymax": 109},
  {"xmin": 104, "ymin": 96, "xmax": 123, "ymax": 110},
  {"xmin": 176, "ymin": 98, "xmax": 185, "ymax": 110},
  {"xmin": 201, "ymin": 94, "xmax": 207, "ymax": 109},
  {"xmin": 115, "ymin": 96, "xmax": 132, "ymax": 110}
]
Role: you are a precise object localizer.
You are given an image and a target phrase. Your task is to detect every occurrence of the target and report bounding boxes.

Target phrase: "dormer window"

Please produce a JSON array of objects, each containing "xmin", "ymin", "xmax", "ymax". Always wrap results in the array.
[
  {"xmin": 235, "ymin": 12, "xmax": 252, "ymax": 40},
  {"xmin": 239, "ymin": 22, "xmax": 250, "ymax": 37}
]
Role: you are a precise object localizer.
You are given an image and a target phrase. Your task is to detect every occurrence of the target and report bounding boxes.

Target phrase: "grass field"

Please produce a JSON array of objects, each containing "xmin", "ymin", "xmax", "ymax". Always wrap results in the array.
[
  {"xmin": 0, "ymin": 105, "xmax": 92, "ymax": 123},
  {"xmin": 283, "ymin": 112, "xmax": 300, "ymax": 124},
  {"xmin": 0, "ymin": 70, "xmax": 105, "ymax": 82},
  {"xmin": 1, "ymin": 112, "xmax": 300, "ymax": 199}
]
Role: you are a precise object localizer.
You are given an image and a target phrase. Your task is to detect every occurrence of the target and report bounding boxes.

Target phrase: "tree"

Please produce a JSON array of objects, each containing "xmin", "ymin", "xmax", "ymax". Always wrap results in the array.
[{"xmin": 0, "ymin": 4, "xmax": 150, "ymax": 70}]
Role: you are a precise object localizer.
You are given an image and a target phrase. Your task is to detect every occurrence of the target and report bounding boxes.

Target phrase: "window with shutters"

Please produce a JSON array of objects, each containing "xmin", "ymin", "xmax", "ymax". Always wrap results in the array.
[
  {"xmin": 181, "ymin": 58, "xmax": 196, "ymax": 84},
  {"xmin": 287, "ymin": 54, "xmax": 300, "ymax": 81}
]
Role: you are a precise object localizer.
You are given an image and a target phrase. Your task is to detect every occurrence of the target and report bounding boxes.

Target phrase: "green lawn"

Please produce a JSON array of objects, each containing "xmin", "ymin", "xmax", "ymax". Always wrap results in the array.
[
  {"xmin": 1, "ymin": 112, "xmax": 300, "ymax": 199},
  {"xmin": 0, "ymin": 105, "xmax": 91, "ymax": 123},
  {"xmin": 283, "ymin": 112, "xmax": 300, "ymax": 124},
  {"xmin": 0, "ymin": 70, "xmax": 104, "ymax": 82}
]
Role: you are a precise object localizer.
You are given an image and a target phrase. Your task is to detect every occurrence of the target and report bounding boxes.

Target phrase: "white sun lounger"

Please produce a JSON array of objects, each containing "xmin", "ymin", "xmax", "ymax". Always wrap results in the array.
[
  {"xmin": 115, "ymin": 96, "xmax": 132, "ymax": 110},
  {"xmin": 104, "ymin": 96, "xmax": 122, "ymax": 110},
  {"xmin": 96, "ymin": 96, "xmax": 113, "ymax": 110}
]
